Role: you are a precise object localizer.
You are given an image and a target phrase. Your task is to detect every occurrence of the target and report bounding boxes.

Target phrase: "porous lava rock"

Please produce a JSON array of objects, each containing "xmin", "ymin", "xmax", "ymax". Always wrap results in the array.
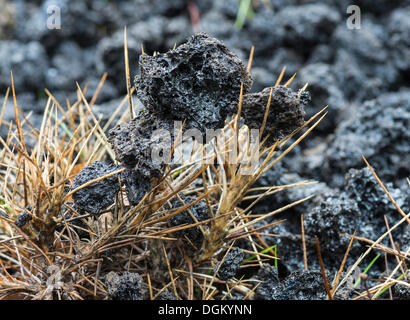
[
  {"xmin": 71, "ymin": 161, "xmax": 121, "ymax": 215},
  {"xmin": 105, "ymin": 271, "xmax": 143, "ymax": 300},
  {"xmin": 392, "ymin": 280, "xmax": 410, "ymax": 300},
  {"xmin": 108, "ymin": 108, "xmax": 173, "ymax": 179},
  {"xmin": 303, "ymin": 167, "xmax": 409, "ymax": 266},
  {"xmin": 134, "ymin": 33, "xmax": 253, "ymax": 134},
  {"xmin": 324, "ymin": 90, "xmax": 410, "ymax": 189},
  {"xmin": 14, "ymin": 206, "xmax": 33, "ymax": 228},
  {"xmin": 214, "ymin": 247, "xmax": 244, "ymax": 281},
  {"xmin": 120, "ymin": 169, "xmax": 152, "ymax": 207},
  {"xmin": 255, "ymin": 265, "xmax": 327, "ymax": 300},
  {"xmin": 241, "ymin": 85, "xmax": 306, "ymax": 144}
]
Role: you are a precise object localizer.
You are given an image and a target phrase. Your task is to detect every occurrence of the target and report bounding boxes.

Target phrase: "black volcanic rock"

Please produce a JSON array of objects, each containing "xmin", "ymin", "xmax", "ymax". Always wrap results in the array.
[
  {"xmin": 241, "ymin": 85, "xmax": 306, "ymax": 144},
  {"xmin": 71, "ymin": 161, "xmax": 121, "ymax": 215},
  {"xmin": 134, "ymin": 33, "xmax": 253, "ymax": 134}
]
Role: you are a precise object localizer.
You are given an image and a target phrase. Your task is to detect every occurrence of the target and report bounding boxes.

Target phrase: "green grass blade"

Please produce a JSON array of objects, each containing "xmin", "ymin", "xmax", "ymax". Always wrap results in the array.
[
  {"xmin": 47, "ymin": 110, "xmax": 73, "ymax": 138},
  {"xmin": 244, "ymin": 245, "xmax": 277, "ymax": 262},
  {"xmin": 354, "ymin": 254, "xmax": 380, "ymax": 288},
  {"xmin": 234, "ymin": 0, "xmax": 252, "ymax": 30},
  {"xmin": 373, "ymin": 270, "xmax": 408, "ymax": 299}
]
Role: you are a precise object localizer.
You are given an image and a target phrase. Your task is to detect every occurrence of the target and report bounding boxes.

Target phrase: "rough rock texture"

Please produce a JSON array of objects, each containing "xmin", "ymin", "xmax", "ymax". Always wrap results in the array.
[
  {"xmin": 120, "ymin": 169, "xmax": 152, "ymax": 206},
  {"xmin": 135, "ymin": 33, "xmax": 253, "ymax": 134},
  {"xmin": 241, "ymin": 85, "xmax": 306, "ymax": 144},
  {"xmin": 303, "ymin": 192, "xmax": 360, "ymax": 263},
  {"xmin": 105, "ymin": 271, "xmax": 143, "ymax": 300},
  {"xmin": 157, "ymin": 290, "xmax": 176, "ymax": 300},
  {"xmin": 109, "ymin": 33, "xmax": 255, "ymax": 207},
  {"xmin": 255, "ymin": 265, "xmax": 327, "ymax": 300},
  {"xmin": 214, "ymin": 247, "xmax": 244, "ymax": 281},
  {"xmin": 304, "ymin": 167, "xmax": 409, "ymax": 265},
  {"xmin": 71, "ymin": 161, "xmax": 121, "ymax": 214},
  {"xmin": 324, "ymin": 91, "xmax": 410, "ymax": 189},
  {"xmin": 169, "ymin": 195, "xmax": 210, "ymax": 247},
  {"xmin": 344, "ymin": 168, "xmax": 409, "ymax": 223},
  {"xmin": 108, "ymin": 108, "xmax": 173, "ymax": 179},
  {"xmin": 256, "ymin": 263, "xmax": 280, "ymax": 284},
  {"xmin": 245, "ymin": 165, "xmax": 410, "ymax": 273},
  {"xmin": 14, "ymin": 206, "xmax": 32, "ymax": 228},
  {"xmin": 392, "ymin": 280, "xmax": 410, "ymax": 300}
]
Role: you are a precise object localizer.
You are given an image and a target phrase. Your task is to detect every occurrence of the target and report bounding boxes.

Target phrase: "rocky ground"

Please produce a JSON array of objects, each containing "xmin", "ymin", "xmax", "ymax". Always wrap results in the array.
[{"xmin": 0, "ymin": 0, "xmax": 409, "ymax": 299}]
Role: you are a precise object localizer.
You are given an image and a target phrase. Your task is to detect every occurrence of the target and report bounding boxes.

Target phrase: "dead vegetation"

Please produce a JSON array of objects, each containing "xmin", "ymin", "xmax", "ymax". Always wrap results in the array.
[{"xmin": 0, "ymin": 31, "xmax": 408, "ymax": 301}]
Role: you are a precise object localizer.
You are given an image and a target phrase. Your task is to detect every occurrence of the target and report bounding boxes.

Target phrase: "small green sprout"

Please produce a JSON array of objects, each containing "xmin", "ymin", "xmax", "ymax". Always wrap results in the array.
[
  {"xmin": 235, "ymin": 0, "xmax": 255, "ymax": 30},
  {"xmin": 244, "ymin": 244, "xmax": 277, "ymax": 264},
  {"xmin": 353, "ymin": 254, "xmax": 380, "ymax": 288}
]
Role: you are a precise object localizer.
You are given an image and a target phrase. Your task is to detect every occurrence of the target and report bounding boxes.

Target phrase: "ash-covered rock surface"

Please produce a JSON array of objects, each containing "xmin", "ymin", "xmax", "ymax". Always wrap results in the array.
[
  {"xmin": 214, "ymin": 247, "xmax": 244, "ymax": 281},
  {"xmin": 105, "ymin": 271, "xmax": 143, "ymax": 300},
  {"xmin": 324, "ymin": 91, "xmax": 410, "ymax": 189},
  {"xmin": 135, "ymin": 33, "xmax": 252, "ymax": 134},
  {"xmin": 255, "ymin": 265, "xmax": 327, "ymax": 300},
  {"xmin": 71, "ymin": 161, "xmax": 121, "ymax": 215},
  {"xmin": 108, "ymin": 108, "xmax": 173, "ymax": 179},
  {"xmin": 392, "ymin": 280, "xmax": 410, "ymax": 300}
]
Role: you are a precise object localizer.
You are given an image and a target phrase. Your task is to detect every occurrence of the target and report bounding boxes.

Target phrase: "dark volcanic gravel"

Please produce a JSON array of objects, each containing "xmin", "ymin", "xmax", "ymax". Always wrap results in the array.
[
  {"xmin": 392, "ymin": 280, "xmax": 410, "ymax": 300},
  {"xmin": 0, "ymin": 40, "xmax": 48, "ymax": 92},
  {"xmin": 323, "ymin": 90, "xmax": 410, "ymax": 189},
  {"xmin": 255, "ymin": 264, "xmax": 327, "ymax": 300}
]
